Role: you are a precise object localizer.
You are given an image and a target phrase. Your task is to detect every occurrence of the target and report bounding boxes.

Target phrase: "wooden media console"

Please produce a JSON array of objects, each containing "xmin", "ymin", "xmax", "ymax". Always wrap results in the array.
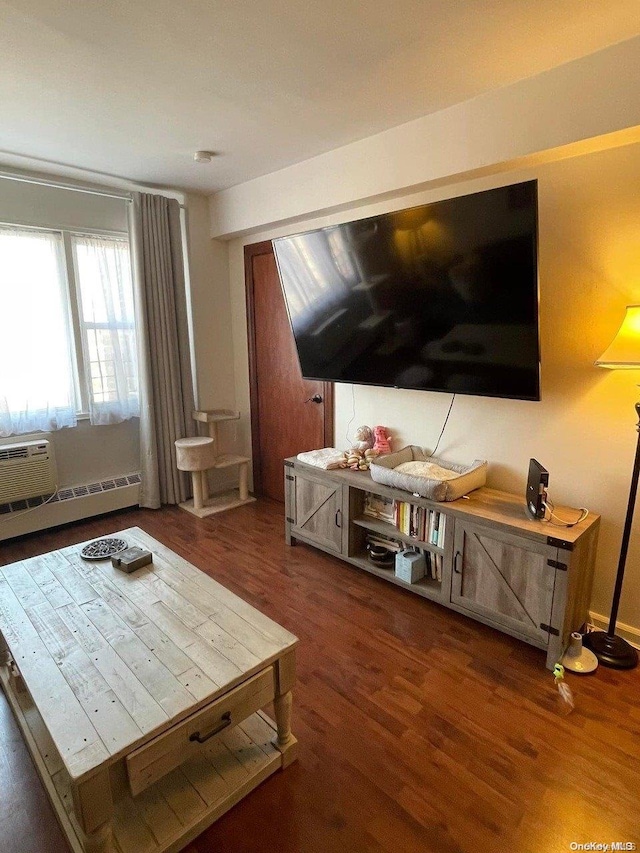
[{"xmin": 284, "ymin": 458, "xmax": 599, "ymax": 670}]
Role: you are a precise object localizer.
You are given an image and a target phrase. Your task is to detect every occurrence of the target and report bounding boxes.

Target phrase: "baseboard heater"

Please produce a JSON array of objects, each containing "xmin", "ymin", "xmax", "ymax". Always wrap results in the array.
[{"xmin": 0, "ymin": 473, "xmax": 141, "ymax": 542}]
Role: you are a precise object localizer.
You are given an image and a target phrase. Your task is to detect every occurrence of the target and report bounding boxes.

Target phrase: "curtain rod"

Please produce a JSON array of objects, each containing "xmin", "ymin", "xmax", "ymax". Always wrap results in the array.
[
  {"xmin": 0, "ymin": 170, "xmax": 132, "ymax": 201},
  {"xmin": 0, "ymin": 170, "xmax": 187, "ymax": 208}
]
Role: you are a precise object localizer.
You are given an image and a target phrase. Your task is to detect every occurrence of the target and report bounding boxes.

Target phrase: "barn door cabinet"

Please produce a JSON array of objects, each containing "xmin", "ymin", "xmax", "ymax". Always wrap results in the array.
[
  {"xmin": 285, "ymin": 458, "xmax": 600, "ymax": 669},
  {"xmin": 285, "ymin": 464, "xmax": 346, "ymax": 555},
  {"xmin": 451, "ymin": 522, "xmax": 561, "ymax": 650}
]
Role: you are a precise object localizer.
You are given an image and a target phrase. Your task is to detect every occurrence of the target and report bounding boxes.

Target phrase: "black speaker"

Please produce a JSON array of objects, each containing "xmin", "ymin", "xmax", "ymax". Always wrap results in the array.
[{"xmin": 526, "ymin": 458, "xmax": 548, "ymax": 519}]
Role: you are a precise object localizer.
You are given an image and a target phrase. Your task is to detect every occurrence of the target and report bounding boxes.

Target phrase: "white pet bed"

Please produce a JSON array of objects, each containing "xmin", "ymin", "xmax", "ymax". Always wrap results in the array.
[{"xmin": 369, "ymin": 446, "xmax": 487, "ymax": 501}]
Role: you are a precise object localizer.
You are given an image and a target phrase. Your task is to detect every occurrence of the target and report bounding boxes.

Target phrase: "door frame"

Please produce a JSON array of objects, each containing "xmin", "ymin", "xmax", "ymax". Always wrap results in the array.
[{"xmin": 244, "ymin": 240, "xmax": 334, "ymax": 497}]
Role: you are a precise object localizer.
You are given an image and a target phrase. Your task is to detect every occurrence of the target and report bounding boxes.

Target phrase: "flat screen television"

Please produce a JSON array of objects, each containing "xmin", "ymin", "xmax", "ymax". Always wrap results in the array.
[{"xmin": 272, "ymin": 180, "xmax": 540, "ymax": 401}]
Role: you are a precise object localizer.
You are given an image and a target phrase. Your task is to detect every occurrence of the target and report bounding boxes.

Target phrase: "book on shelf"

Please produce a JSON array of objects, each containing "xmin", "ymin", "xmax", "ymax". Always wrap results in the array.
[
  {"xmin": 392, "ymin": 500, "xmax": 447, "ymax": 548},
  {"xmin": 423, "ymin": 551, "xmax": 443, "ymax": 581},
  {"xmin": 432, "ymin": 511, "xmax": 440, "ymax": 546},
  {"xmin": 427, "ymin": 510, "xmax": 435, "ymax": 544}
]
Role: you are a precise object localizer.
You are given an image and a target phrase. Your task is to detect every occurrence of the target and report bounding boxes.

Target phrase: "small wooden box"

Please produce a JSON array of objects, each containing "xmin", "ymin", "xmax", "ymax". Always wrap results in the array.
[
  {"xmin": 395, "ymin": 550, "xmax": 426, "ymax": 584},
  {"xmin": 111, "ymin": 547, "xmax": 153, "ymax": 573}
]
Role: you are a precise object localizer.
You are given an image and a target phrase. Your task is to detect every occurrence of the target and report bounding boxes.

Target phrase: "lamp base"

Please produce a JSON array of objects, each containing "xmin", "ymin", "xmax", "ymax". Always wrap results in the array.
[{"xmin": 582, "ymin": 631, "xmax": 638, "ymax": 669}]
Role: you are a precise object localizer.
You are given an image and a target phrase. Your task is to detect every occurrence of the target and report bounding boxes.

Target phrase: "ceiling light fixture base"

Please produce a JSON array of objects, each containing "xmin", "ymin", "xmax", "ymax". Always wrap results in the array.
[{"xmin": 193, "ymin": 150, "xmax": 216, "ymax": 163}]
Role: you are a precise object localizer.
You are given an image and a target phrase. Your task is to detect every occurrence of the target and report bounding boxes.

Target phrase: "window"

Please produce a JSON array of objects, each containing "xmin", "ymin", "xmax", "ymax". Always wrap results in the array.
[
  {"xmin": 0, "ymin": 226, "xmax": 139, "ymax": 437},
  {"xmin": 71, "ymin": 235, "xmax": 139, "ymax": 424}
]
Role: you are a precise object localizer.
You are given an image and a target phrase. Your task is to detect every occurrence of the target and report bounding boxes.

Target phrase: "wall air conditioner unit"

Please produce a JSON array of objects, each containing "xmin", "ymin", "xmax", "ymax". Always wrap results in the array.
[{"xmin": 0, "ymin": 439, "xmax": 57, "ymax": 504}]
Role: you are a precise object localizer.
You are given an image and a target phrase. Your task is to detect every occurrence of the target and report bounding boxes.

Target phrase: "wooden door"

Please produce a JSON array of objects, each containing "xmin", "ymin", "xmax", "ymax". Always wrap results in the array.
[
  {"xmin": 290, "ymin": 470, "xmax": 343, "ymax": 554},
  {"xmin": 245, "ymin": 241, "xmax": 333, "ymax": 502},
  {"xmin": 451, "ymin": 521, "xmax": 558, "ymax": 647}
]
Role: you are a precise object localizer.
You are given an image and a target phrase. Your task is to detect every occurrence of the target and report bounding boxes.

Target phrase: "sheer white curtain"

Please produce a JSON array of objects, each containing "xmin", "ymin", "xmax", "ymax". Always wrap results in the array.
[
  {"xmin": 0, "ymin": 227, "xmax": 77, "ymax": 437},
  {"xmin": 72, "ymin": 235, "xmax": 140, "ymax": 425}
]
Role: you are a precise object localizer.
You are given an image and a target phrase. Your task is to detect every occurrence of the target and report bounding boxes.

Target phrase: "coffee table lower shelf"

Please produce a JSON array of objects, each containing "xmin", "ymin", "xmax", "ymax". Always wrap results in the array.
[{"xmin": 1, "ymin": 667, "xmax": 290, "ymax": 853}]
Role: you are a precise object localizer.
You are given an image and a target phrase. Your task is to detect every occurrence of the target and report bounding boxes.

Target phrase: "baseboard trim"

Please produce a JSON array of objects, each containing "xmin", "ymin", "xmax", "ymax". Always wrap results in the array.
[{"xmin": 588, "ymin": 611, "xmax": 640, "ymax": 651}]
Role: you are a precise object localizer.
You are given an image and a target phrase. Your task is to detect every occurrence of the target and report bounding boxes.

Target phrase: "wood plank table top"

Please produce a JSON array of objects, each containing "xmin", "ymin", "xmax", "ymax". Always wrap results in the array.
[{"xmin": 0, "ymin": 527, "xmax": 298, "ymax": 784}]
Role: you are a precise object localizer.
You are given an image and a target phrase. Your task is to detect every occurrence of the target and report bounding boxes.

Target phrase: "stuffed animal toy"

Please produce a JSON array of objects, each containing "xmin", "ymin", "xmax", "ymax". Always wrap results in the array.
[
  {"xmin": 352, "ymin": 425, "xmax": 374, "ymax": 451},
  {"xmin": 335, "ymin": 451, "xmax": 349, "ymax": 469},
  {"xmin": 345, "ymin": 447, "xmax": 380, "ymax": 470},
  {"xmin": 373, "ymin": 425, "xmax": 391, "ymax": 455},
  {"xmin": 363, "ymin": 448, "xmax": 379, "ymax": 468}
]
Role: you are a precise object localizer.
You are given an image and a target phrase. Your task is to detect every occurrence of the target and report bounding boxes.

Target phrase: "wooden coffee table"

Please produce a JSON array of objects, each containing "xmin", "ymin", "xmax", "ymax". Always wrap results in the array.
[{"xmin": 0, "ymin": 527, "xmax": 298, "ymax": 853}]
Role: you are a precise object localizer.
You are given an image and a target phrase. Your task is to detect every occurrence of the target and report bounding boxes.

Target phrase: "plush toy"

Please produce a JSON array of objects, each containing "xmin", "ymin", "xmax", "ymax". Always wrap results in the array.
[
  {"xmin": 373, "ymin": 425, "xmax": 391, "ymax": 455},
  {"xmin": 345, "ymin": 447, "xmax": 380, "ymax": 470},
  {"xmin": 334, "ymin": 451, "xmax": 349, "ymax": 469},
  {"xmin": 346, "ymin": 451, "xmax": 361, "ymax": 470},
  {"xmin": 352, "ymin": 425, "xmax": 374, "ymax": 452},
  {"xmin": 363, "ymin": 448, "xmax": 380, "ymax": 469}
]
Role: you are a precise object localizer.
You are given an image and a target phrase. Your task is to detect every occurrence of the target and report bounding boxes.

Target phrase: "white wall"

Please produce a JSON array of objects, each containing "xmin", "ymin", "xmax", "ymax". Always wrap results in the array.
[
  {"xmin": 184, "ymin": 193, "xmax": 236, "ymax": 412},
  {"xmin": 222, "ymin": 141, "xmax": 640, "ymax": 637},
  {"xmin": 183, "ymin": 193, "xmax": 239, "ymax": 492},
  {"xmin": 210, "ymin": 36, "xmax": 640, "ymax": 239},
  {"xmin": 0, "ymin": 177, "xmax": 140, "ymax": 487}
]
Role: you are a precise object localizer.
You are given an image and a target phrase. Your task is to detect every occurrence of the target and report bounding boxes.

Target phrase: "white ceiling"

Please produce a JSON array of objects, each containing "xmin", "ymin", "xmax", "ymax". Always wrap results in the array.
[{"xmin": 2, "ymin": 1, "xmax": 640, "ymax": 194}]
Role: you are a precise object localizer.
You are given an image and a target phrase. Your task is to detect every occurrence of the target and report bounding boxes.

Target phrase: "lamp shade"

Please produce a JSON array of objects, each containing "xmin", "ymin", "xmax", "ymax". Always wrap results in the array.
[{"xmin": 596, "ymin": 305, "xmax": 640, "ymax": 368}]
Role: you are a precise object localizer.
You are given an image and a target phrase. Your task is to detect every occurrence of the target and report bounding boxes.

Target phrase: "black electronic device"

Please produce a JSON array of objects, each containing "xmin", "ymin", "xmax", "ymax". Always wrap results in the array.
[
  {"xmin": 526, "ymin": 458, "xmax": 548, "ymax": 519},
  {"xmin": 273, "ymin": 180, "xmax": 540, "ymax": 401}
]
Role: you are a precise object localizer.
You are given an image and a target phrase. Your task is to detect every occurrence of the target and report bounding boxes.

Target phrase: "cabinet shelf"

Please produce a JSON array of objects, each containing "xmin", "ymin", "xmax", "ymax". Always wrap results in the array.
[
  {"xmin": 352, "ymin": 515, "xmax": 445, "ymax": 554},
  {"xmin": 348, "ymin": 554, "xmax": 442, "ymax": 603}
]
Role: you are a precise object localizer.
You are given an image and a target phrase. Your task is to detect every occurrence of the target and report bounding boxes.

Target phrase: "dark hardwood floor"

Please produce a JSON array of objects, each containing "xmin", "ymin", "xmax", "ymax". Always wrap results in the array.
[{"xmin": 1, "ymin": 500, "xmax": 639, "ymax": 853}]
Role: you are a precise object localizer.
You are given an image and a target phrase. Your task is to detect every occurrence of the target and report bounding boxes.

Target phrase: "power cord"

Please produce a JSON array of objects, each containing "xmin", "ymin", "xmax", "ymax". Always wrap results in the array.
[
  {"xmin": 542, "ymin": 498, "xmax": 589, "ymax": 528},
  {"xmin": 0, "ymin": 486, "xmax": 59, "ymax": 524},
  {"xmin": 430, "ymin": 394, "xmax": 456, "ymax": 457},
  {"xmin": 345, "ymin": 383, "xmax": 356, "ymax": 446}
]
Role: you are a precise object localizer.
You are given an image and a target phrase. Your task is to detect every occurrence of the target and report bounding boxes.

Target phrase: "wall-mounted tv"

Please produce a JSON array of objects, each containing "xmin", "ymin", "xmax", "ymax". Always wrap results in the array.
[{"xmin": 272, "ymin": 180, "xmax": 540, "ymax": 401}]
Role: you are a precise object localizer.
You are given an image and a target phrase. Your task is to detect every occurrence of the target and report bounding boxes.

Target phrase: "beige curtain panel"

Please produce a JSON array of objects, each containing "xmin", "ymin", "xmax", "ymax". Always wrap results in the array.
[{"xmin": 130, "ymin": 192, "xmax": 195, "ymax": 508}]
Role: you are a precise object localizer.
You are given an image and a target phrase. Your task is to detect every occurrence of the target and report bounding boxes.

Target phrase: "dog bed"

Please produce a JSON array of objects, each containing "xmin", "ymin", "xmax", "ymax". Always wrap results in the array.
[{"xmin": 369, "ymin": 445, "xmax": 487, "ymax": 501}]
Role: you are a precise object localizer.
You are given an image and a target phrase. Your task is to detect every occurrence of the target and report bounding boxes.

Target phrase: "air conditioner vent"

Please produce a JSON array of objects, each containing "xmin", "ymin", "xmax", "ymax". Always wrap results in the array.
[
  {"xmin": 0, "ymin": 446, "xmax": 29, "ymax": 461},
  {"xmin": 0, "ymin": 439, "xmax": 56, "ymax": 503}
]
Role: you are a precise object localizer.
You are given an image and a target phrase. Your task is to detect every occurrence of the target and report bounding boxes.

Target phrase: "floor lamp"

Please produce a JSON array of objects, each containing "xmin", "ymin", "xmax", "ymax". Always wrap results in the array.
[{"xmin": 584, "ymin": 305, "xmax": 640, "ymax": 669}]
